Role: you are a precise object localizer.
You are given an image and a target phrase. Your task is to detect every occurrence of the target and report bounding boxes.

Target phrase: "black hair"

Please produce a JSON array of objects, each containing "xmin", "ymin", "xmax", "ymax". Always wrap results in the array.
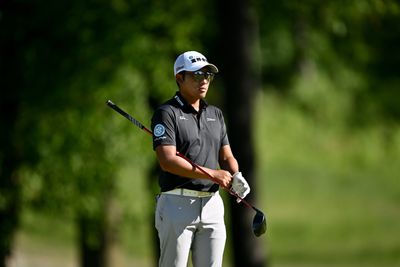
[{"xmin": 176, "ymin": 71, "xmax": 186, "ymax": 88}]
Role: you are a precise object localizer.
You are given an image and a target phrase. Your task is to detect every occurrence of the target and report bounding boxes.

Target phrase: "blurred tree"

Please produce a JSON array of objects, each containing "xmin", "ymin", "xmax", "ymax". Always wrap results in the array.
[
  {"xmin": 324, "ymin": 0, "xmax": 400, "ymax": 124},
  {"xmin": 0, "ymin": 1, "xmax": 221, "ymax": 267},
  {"xmin": 258, "ymin": 0, "xmax": 400, "ymax": 125},
  {"xmin": 217, "ymin": 0, "xmax": 266, "ymax": 266},
  {"xmin": 0, "ymin": 1, "xmax": 34, "ymax": 264},
  {"xmin": 0, "ymin": 0, "xmax": 147, "ymax": 266}
]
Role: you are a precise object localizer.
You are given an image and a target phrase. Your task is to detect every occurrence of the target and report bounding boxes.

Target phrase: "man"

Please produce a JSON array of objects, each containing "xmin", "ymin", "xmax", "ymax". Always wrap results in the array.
[{"xmin": 151, "ymin": 51, "xmax": 250, "ymax": 267}]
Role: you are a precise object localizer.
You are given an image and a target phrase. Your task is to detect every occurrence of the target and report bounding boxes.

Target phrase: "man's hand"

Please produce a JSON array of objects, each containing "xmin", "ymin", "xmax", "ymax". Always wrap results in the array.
[
  {"xmin": 211, "ymin": 169, "xmax": 233, "ymax": 188},
  {"xmin": 231, "ymin": 172, "xmax": 251, "ymax": 202}
]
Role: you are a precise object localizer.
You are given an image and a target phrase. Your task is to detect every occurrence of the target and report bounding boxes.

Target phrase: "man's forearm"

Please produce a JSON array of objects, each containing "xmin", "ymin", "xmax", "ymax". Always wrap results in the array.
[
  {"xmin": 219, "ymin": 156, "xmax": 239, "ymax": 175},
  {"xmin": 157, "ymin": 154, "xmax": 215, "ymax": 180}
]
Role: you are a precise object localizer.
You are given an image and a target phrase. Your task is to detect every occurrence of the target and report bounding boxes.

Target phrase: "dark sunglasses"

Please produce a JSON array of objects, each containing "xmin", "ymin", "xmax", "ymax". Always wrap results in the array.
[{"xmin": 188, "ymin": 71, "xmax": 215, "ymax": 82}]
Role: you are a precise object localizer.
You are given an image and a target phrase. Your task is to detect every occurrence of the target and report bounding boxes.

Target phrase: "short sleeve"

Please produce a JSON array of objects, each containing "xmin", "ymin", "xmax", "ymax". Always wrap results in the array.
[
  {"xmin": 218, "ymin": 109, "xmax": 230, "ymax": 147},
  {"xmin": 151, "ymin": 106, "xmax": 176, "ymax": 150}
]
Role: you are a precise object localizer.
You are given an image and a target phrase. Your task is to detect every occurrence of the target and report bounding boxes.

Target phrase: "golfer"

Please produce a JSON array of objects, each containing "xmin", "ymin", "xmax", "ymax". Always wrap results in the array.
[{"xmin": 151, "ymin": 51, "xmax": 250, "ymax": 267}]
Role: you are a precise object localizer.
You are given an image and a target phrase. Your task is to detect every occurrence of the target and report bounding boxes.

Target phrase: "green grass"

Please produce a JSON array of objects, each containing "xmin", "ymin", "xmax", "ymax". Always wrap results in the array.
[{"xmin": 255, "ymin": 92, "xmax": 400, "ymax": 267}]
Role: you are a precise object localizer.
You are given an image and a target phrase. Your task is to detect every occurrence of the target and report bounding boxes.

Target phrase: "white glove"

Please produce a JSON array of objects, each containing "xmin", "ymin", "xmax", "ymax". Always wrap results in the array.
[{"xmin": 231, "ymin": 172, "xmax": 251, "ymax": 203}]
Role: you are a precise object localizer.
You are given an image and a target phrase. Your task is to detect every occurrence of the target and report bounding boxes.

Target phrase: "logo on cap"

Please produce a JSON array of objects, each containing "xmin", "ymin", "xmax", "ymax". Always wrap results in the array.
[{"xmin": 189, "ymin": 56, "xmax": 207, "ymax": 64}]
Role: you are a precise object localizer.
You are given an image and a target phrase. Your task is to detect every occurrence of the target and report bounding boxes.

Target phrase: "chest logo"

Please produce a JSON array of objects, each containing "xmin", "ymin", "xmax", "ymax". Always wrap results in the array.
[
  {"xmin": 206, "ymin": 118, "xmax": 216, "ymax": 122},
  {"xmin": 179, "ymin": 116, "xmax": 188, "ymax": 120},
  {"xmin": 154, "ymin": 124, "xmax": 166, "ymax": 137}
]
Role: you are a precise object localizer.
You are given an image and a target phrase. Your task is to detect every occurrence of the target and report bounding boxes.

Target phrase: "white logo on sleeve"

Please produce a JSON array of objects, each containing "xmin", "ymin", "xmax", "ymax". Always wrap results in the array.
[{"xmin": 154, "ymin": 124, "xmax": 166, "ymax": 137}]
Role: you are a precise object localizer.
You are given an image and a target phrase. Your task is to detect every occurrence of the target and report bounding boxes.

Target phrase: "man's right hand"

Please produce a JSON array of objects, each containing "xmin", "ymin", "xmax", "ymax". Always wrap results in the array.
[{"xmin": 211, "ymin": 169, "xmax": 233, "ymax": 188}]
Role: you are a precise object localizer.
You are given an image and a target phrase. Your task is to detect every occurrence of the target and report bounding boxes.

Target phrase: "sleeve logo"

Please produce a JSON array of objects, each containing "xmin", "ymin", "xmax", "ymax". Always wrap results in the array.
[{"xmin": 154, "ymin": 124, "xmax": 166, "ymax": 137}]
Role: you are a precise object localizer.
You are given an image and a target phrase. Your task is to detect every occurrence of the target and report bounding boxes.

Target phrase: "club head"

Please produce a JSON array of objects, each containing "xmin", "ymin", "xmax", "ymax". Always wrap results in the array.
[{"xmin": 252, "ymin": 208, "xmax": 267, "ymax": 237}]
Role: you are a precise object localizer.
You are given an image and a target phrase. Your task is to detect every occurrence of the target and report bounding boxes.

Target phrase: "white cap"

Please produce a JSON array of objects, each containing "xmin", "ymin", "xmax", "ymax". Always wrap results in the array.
[{"xmin": 174, "ymin": 51, "xmax": 219, "ymax": 76}]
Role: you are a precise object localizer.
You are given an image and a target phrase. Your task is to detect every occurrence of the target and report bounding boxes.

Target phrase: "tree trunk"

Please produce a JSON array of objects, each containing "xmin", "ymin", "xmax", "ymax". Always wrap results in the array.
[
  {"xmin": 147, "ymin": 163, "xmax": 161, "ymax": 267},
  {"xmin": 77, "ymin": 194, "xmax": 118, "ymax": 267},
  {"xmin": 0, "ymin": 100, "xmax": 21, "ymax": 267},
  {"xmin": 0, "ymin": 144, "xmax": 21, "ymax": 267},
  {"xmin": 0, "ymin": 78, "xmax": 21, "ymax": 267},
  {"xmin": 0, "ymin": 1, "xmax": 22, "ymax": 264},
  {"xmin": 217, "ymin": 0, "xmax": 267, "ymax": 266},
  {"xmin": 78, "ymin": 214, "xmax": 107, "ymax": 267}
]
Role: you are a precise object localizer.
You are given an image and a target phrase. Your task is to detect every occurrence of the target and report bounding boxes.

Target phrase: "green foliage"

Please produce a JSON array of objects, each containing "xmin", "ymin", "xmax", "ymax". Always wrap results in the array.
[
  {"xmin": 1, "ymin": 0, "xmax": 400, "ymax": 265},
  {"xmin": 2, "ymin": 0, "xmax": 220, "ymax": 261},
  {"xmin": 258, "ymin": 0, "xmax": 400, "ymax": 124}
]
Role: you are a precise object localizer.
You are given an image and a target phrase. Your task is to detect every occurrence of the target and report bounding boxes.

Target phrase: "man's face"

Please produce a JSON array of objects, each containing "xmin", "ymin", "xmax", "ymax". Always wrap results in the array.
[{"xmin": 177, "ymin": 67, "xmax": 215, "ymax": 102}]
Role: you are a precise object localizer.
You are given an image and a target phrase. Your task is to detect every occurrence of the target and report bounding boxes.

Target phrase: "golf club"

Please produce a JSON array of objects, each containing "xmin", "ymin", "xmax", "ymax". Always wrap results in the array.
[{"xmin": 106, "ymin": 100, "xmax": 267, "ymax": 237}]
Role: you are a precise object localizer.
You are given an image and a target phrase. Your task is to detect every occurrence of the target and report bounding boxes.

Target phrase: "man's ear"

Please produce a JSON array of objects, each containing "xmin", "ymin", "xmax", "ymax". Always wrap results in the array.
[{"xmin": 176, "ymin": 73, "xmax": 184, "ymax": 84}]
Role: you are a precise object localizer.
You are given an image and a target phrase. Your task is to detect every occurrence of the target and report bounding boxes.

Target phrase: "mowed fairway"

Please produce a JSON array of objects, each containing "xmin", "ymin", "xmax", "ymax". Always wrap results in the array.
[{"xmin": 255, "ymin": 93, "xmax": 400, "ymax": 267}]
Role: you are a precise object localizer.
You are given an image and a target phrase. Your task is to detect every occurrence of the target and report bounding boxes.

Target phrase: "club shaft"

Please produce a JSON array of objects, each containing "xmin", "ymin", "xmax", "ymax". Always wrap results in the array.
[
  {"xmin": 106, "ymin": 100, "xmax": 255, "ymax": 210},
  {"xmin": 107, "ymin": 100, "xmax": 152, "ymax": 135}
]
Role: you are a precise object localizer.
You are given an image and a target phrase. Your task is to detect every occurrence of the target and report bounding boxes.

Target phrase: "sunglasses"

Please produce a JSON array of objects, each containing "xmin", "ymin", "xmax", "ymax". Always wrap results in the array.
[{"xmin": 188, "ymin": 71, "xmax": 215, "ymax": 82}]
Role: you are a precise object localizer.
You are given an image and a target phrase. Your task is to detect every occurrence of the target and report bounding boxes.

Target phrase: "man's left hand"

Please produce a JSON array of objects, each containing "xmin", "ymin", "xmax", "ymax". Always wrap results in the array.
[{"xmin": 231, "ymin": 172, "xmax": 251, "ymax": 202}]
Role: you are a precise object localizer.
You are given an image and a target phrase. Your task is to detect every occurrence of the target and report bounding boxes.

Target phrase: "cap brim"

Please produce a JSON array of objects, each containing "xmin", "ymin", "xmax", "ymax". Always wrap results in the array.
[{"xmin": 186, "ymin": 62, "xmax": 219, "ymax": 74}]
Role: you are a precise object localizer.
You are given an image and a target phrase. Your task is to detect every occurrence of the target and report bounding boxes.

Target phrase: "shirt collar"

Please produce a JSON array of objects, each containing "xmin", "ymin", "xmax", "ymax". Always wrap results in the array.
[{"xmin": 174, "ymin": 92, "xmax": 208, "ymax": 113}]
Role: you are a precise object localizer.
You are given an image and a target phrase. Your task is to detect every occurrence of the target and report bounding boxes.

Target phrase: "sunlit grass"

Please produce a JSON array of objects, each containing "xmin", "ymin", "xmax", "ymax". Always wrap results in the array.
[{"xmin": 255, "ymin": 92, "xmax": 400, "ymax": 266}]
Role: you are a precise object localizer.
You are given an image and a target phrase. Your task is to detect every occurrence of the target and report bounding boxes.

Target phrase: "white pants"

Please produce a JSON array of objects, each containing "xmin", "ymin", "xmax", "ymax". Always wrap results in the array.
[{"xmin": 155, "ymin": 192, "xmax": 226, "ymax": 267}]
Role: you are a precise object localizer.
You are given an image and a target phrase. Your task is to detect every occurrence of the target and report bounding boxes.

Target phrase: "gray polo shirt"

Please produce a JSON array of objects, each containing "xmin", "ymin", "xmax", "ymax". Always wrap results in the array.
[{"xmin": 151, "ymin": 92, "xmax": 229, "ymax": 192}]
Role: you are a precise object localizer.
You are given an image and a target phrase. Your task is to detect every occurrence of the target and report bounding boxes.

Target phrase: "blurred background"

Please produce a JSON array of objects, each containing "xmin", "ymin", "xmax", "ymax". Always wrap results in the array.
[{"xmin": 1, "ymin": 0, "xmax": 399, "ymax": 266}]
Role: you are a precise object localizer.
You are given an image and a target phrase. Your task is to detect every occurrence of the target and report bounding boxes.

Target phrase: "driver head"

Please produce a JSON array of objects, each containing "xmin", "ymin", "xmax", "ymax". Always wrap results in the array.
[{"xmin": 252, "ymin": 209, "xmax": 267, "ymax": 237}]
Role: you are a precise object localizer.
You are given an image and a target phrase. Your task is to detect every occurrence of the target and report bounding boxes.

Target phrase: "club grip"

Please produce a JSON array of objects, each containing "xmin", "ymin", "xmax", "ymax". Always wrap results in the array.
[
  {"xmin": 106, "ymin": 100, "xmax": 116, "ymax": 108},
  {"xmin": 106, "ymin": 100, "xmax": 128, "ymax": 118}
]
